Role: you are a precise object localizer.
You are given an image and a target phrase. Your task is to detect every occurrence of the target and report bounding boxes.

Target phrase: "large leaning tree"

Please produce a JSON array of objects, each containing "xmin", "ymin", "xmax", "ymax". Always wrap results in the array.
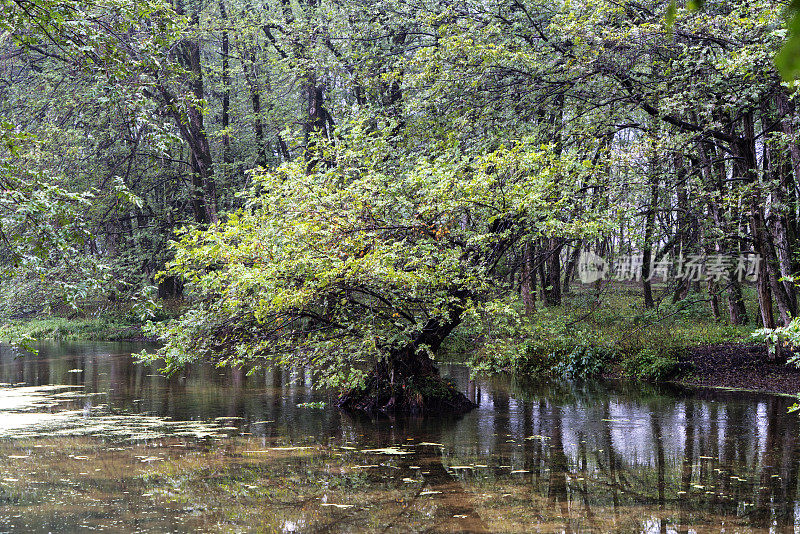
[{"xmin": 147, "ymin": 128, "xmax": 603, "ymax": 415}]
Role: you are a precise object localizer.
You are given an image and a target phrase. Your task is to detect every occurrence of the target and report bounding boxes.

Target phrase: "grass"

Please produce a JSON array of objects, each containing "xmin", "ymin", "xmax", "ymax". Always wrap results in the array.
[
  {"xmin": 457, "ymin": 281, "xmax": 761, "ymax": 381},
  {"xmin": 0, "ymin": 298, "xmax": 184, "ymax": 343},
  {"xmin": 0, "ymin": 316, "xmax": 146, "ymax": 343},
  {"xmin": 556, "ymin": 282, "xmax": 755, "ymax": 352}
]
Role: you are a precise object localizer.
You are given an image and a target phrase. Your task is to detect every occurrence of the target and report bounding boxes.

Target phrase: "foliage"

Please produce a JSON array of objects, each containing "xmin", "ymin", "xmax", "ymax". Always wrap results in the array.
[
  {"xmin": 1, "ymin": 0, "xmax": 798, "ymax": 403},
  {"xmin": 467, "ymin": 284, "xmax": 752, "ymax": 380},
  {"xmin": 554, "ymin": 342, "xmax": 615, "ymax": 380},
  {"xmin": 144, "ymin": 129, "xmax": 602, "ymax": 387},
  {"xmin": 621, "ymin": 349, "xmax": 683, "ymax": 382}
]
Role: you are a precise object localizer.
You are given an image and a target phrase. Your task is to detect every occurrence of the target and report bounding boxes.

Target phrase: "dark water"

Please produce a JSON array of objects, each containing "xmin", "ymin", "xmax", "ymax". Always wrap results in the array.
[{"xmin": 1, "ymin": 342, "xmax": 799, "ymax": 533}]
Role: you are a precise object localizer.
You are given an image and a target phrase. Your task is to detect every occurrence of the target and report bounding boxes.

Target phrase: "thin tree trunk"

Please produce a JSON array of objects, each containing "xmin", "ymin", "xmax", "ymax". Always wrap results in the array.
[
  {"xmin": 672, "ymin": 153, "xmax": 689, "ymax": 303},
  {"xmin": 707, "ymin": 141, "xmax": 748, "ymax": 324},
  {"xmin": 219, "ymin": 0, "xmax": 232, "ymax": 178},
  {"xmin": 172, "ymin": 0, "xmax": 217, "ymax": 224},
  {"xmin": 562, "ymin": 241, "xmax": 581, "ymax": 295},
  {"xmin": 642, "ymin": 152, "xmax": 659, "ymax": 309},
  {"xmin": 521, "ymin": 241, "xmax": 537, "ymax": 315},
  {"xmin": 764, "ymin": 106, "xmax": 798, "ymax": 316}
]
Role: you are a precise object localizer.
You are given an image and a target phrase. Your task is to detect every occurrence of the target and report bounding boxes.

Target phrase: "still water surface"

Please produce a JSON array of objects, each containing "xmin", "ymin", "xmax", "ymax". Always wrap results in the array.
[{"xmin": 0, "ymin": 342, "xmax": 799, "ymax": 533}]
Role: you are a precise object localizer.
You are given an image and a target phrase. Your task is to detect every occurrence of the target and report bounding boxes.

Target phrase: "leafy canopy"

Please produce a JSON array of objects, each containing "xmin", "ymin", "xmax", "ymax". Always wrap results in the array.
[{"xmin": 147, "ymin": 128, "xmax": 606, "ymax": 387}]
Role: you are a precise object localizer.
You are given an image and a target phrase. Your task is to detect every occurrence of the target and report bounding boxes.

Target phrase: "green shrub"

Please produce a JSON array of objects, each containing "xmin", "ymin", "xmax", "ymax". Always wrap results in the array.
[
  {"xmin": 622, "ymin": 349, "xmax": 683, "ymax": 381},
  {"xmin": 554, "ymin": 342, "xmax": 615, "ymax": 380}
]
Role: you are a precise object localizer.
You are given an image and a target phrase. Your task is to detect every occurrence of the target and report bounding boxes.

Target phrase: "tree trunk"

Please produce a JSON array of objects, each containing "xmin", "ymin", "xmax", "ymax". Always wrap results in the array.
[
  {"xmin": 737, "ymin": 112, "xmax": 793, "ymax": 326},
  {"xmin": 521, "ymin": 241, "xmax": 537, "ymax": 315},
  {"xmin": 642, "ymin": 152, "xmax": 659, "ymax": 309},
  {"xmin": 172, "ymin": 0, "xmax": 218, "ymax": 224},
  {"xmin": 763, "ymin": 106, "xmax": 798, "ymax": 317},
  {"xmin": 337, "ymin": 292, "xmax": 476, "ymax": 415},
  {"xmin": 547, "ymin": 238, "xmax": 562, "ymax": 306},
  {"xmin": 219, "ymin": 0, "xmax": 232, "ymax": 180},
  {"xmin": 707, "ymin": 141, "xmax": 748, "ymax": 324},
  {"xmin": 303, "ymin": 75, "xmax": 333, "ymax": 170},
  {"xmin": 672, "ymin": 153, "xmax": 689, "ymax": 303},
  {"xmin": 562, "ymin": 241, "xmax": 581, "ymax": 295}
]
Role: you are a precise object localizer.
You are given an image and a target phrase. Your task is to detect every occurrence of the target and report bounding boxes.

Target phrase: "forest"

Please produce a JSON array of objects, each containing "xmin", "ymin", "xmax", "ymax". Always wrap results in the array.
[{"xmin": 3, "ymin": 0, "xmax": 800, "ymax": 414}]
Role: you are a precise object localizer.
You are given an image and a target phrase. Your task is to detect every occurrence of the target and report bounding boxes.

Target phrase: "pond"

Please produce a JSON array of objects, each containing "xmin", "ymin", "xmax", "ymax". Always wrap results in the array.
[{"xmin": 0, "ymin": 342, "xmax": 798, "ymax": 533}]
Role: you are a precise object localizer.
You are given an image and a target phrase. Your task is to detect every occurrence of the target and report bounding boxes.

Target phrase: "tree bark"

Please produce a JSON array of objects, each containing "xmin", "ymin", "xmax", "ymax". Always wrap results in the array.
[
  {"xmin": 337, "ymin": 290, "xmax": 476, "ymax": 415},
  {"xmin": 672, "ymin": 153, "xmax": 690, "ymax": 303},
  {"xmin": 219, "ymin": 0, "xmax": 232, "ymax": 177},
  {"xmin": 562, "ymin": 241, "xmax": 581, "ymax": 295},
  {"xmin": 642, "ymin": 151, "xmax": 659, "ymax": 309},
  {"xmin": 707, "ymin": 141, "xmax": 748, "ymax": 325},
  {"xmin": 172, "ymin": 0, "xmax": 218, "ymax": 224},
  {"xmin": 521, "ymin": 240, "xmax": 537, "ymax": 315}
]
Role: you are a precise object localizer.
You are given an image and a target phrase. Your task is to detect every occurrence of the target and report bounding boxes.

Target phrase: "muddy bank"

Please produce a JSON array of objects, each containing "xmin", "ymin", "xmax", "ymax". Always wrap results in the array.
[{"xmin": 674, "ymin": 343, "xmax": 800, "ymax": 396}]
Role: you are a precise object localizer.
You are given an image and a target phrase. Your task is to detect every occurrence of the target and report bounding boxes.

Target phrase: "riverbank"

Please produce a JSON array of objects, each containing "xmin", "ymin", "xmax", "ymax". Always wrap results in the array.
[
  {"xmin": 675, "ymin": 343, "xmax": 800, "ymax": 395},
  {"xmin": 5, "ymin": 284, "xmax": 798, "ymax": 399},
  {"xmin": 0, "ymin": 317, "xmax": 153, "ymax": 343},
  {"xmin": 598, "ymin": 342, "xmax": 800, "ymax": 396}
]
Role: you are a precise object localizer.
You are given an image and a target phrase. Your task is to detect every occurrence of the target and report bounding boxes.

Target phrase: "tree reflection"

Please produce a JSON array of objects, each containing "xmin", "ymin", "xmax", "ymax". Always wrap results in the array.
[{"xmin": 3, "ymin": 345, "xmax": 800, "ymax": 532}]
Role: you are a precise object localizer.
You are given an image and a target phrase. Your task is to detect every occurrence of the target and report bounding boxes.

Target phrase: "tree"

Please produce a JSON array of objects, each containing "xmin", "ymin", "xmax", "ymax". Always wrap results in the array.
[{"xmin": 147, "ymin": 129, "xmax": 601, "ymax": 414}]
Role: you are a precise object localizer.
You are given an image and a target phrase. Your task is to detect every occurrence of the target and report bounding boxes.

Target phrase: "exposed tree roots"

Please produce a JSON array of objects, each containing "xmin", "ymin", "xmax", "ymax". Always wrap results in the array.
[{"xmin": 337, "ymin": 352, "xmax": 476, "ymax": 416}]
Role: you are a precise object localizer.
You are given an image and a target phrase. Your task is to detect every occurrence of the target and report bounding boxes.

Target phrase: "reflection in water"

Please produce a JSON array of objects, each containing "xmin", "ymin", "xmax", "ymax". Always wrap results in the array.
[{"xmin": 0, "ymin": 342, "xmax": 799, "ymax": 532}]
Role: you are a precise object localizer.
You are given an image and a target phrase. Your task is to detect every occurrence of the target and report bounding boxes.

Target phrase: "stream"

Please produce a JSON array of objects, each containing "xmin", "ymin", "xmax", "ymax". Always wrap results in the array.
[{"xmin": 0, "ymin": 341, "xmax": 798, "ymax": 533}]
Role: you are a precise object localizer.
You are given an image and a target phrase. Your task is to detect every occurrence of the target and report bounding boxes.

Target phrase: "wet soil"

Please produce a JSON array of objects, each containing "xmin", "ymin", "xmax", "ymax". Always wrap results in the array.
[{"xmin": 675, "ymin": 343, "xmax": 800, "ymax": 395}]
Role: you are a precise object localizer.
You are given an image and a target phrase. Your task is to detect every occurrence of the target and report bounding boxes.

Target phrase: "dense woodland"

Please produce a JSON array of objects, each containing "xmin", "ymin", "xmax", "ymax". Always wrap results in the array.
[{"xmin": 3, "ymin": 0, "xmax": 800, "ymax": 412}]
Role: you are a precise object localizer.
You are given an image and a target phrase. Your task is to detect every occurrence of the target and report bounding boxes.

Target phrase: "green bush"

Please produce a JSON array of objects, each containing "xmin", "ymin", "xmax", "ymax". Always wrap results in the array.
[
  {"xmin": 467, "ymin": 314, "xmax": 574, "ymax": 375},
  {"xmin": 622, "ymin": 349, "xmax": 683, "ymax": 381},
  {"xmin": 554, "ymin": 341, "xmax": 615, "ymax": 380}
]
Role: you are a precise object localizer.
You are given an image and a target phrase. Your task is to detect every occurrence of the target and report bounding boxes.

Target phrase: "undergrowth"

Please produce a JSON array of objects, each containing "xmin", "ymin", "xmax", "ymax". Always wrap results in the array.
[
  {"xmin": 446, "ymin": 282, "xmax": 758, "ymax": 382},
  {"xmin": 0, "ymin": 317, "xmax": 144, "ymax": 342}
]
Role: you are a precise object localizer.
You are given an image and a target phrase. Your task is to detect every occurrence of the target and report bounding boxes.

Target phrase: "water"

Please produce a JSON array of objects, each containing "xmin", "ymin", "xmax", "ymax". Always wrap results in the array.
[{"xmin": 0, "ymin": 342, "xmax": 799, "ymax": 533}]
